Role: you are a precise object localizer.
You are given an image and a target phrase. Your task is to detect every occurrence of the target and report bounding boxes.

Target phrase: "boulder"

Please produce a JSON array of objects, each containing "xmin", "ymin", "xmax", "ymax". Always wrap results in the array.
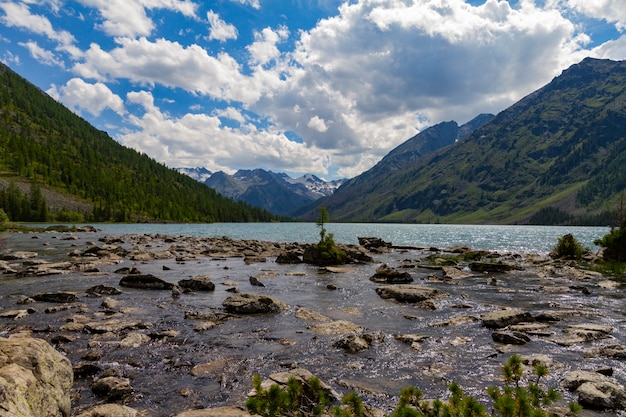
[
  {"xmin": 32, "ymin": 292, "xmax": 80, "ymax": 303},
  {"xmin": 222, "ymin": 294, "xmax": 287, "ymax": 314},
  {"xmin": 480, "ymin": 308, "xmax": 533, "ymax": 329},
  {"xmin": 307, "ymin": 320, "xmax": 363, "ymax": 335},
  {"xmin": 0, "ymin": 336, "xmax": 73, "ymax": 417},
  {"xmin": 92, "ymin": 376, "xmax": 133, "ymax": 401},
  {"xmin": 86, "ymin": 285, "xmax": 122, "ymax": 296},
  {"xmin": 369, "ymin": 264, "xmax": 413, "ymax": 284},
  {"xmin": 469, "ymin": 261, "xmax": 519, "ymax": 273},
  {"xmin": 375, "ymin": 285, "xmax": 449, "ymax": 303},
  {"xmin": 491, "ymin": 330, "xmax": 531, "ymax": 345},
  {"xmin": 333, "ymin": 334, "xmax": 373, "ymax": 353},
  {"xmin": 74, "ymin": 404, "xmax": 138, "ymax": 417},
  {"xmin": 119, "ymin": 274, "xmax": 174, "ymax": 290},
  {"xmin": 562, "ymin": 370, "xmax": 626, "ymax": 410},
  {"xmin": 275, "ymin": 251, "xmax": 302, "ymax": 264},
  {"xmin": 178, "ymin": 275, "xmax": 216, "ymax": 292}
]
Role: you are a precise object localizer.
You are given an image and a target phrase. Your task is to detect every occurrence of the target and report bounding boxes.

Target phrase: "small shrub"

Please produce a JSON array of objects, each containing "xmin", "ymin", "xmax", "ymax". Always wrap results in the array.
[
  {"xmin": 594, "ymin": 222, "xmax": 626, "ymax": 262},
  {"xmin": 552, "ymin": 233, "xmax": 585, "ymax": 259}
]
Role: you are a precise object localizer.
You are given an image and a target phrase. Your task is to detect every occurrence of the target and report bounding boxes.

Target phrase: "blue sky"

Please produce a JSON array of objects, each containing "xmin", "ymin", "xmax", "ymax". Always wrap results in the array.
[{"xmin": 1, "ymin": 0, "xmax": 626, "ymax": 180}]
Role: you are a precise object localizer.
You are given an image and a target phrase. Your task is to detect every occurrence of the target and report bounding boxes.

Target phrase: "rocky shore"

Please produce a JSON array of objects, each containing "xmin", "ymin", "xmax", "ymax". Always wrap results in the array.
[{"xmin": 0, "ymin": 228, "xmax": 625, "ymax": 417}]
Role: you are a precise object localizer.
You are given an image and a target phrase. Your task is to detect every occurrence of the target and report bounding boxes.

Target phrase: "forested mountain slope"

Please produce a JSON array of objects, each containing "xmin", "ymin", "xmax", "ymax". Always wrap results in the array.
[
  {"xmin": 0, "ymin": 63, "xmax": 277, "ymax": 223},
  {"xmin": 307, "ymin": 58, "xmax": 626, "ymax": 225}
]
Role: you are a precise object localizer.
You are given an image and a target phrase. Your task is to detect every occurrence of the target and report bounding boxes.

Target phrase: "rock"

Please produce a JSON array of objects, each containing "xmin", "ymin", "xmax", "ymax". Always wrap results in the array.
[
  {"xmin": 190, "ymin": 357, "xmax": 239, "ymax": 377},
  {"xmin": 2, "ymin": 251, "xmax": 38, "ymax": 260},
  {"xmin": 84, "ymin": 318, "xmax": 145, "ymax": 334},
  {"xmin": 32, "ymin": 292, "xmax": 80, "ymax": 303},
  {"xmin": 0, "ymin": 335, "xmax": 73, "ymax": 417},
  {"xmin": 583, "ymin": 344, "xmax": 626, "ymax": 359},
  {"xmin": 86, "ymin": 285, "xmax": 122, "ymax": 296},
  {"xmin": 0, "ymin": 309, "xmax": 34, "ymax": 319},
  {"xmin": 441, "ymin": 266, "xmax": 472, "ymax": 280},
  {"xmin": 295, "ymin": 307, "xmax": 329, "ymax": 322},
  {"xmin": 178, "ymin": 275, "xmax": 216, "ymax": 292},
  {"xmin": 100, "ymin": 297, "xmax": 119, "ymax": 310},
  {"xmin": 276, "ymin": 251, "xmax": 302, "ymax": 264},
  {"xmin": 307, "ymin": 320, "xmax": 363, "ymax": 335},
  {"xmin": 74, "ymin": 404, "xmax": 138, "ymax": 417},
  {"xmin": 119, "ymin": 332, "xmax": 150, "ymax": 348},
  {"xmin": 562, "ymin": 370, "xmax": 626, "ymax": 410},
  {"xmin": 119, "ymin": 274, "xmax": 174, "ymax": 290},
  {"xmin": 358, "ymin": 237, "xmax": 391, "ymax": 252},
  {"xmin": 492, "ymin": 330, "xmax": 531, "ymax": 345},
  {"xmin": 469, "ymin": 261, "xmax": 519, "ymax": 273},
  {"xmin": 92, "ymin": 376, "xmax": 133, "ymax": 401},
  {"xmin": 174, "ymin": 406, "xmax": 253, "ymax": 417},
  {"xmin": 369, "ymin": 264, "xmax": 413, "ymax": 283},
  {"xmin": 222, "ymin": 293, "xmax": 287, "ymax": 314},
  {"xmin": 249, "ymin": 276, "xmax": 265, "ymax": 287},
  {"xmin": 263, "ymin": 368, "xmax": 342, "ymax": 403},
  {"xmin": 480, "ymin": 308, "xmax": 533, "ymax": 329},
  {"xmin": 333, "ymin": 334, "xmax": 373, "ymax": 353},
  {"xmin": 375, "ymin": 285, "xmax": 449, "ymax": 303}
]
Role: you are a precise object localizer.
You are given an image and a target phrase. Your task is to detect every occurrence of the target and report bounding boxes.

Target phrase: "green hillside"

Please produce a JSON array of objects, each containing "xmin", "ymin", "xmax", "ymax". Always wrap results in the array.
[
  {"xmin": 0, "ymin": 63, "xmax": 277, "ymax": 223},
  {"xmin": 311, "ymin": 58, "xmax": 626, "ymax": 225}
]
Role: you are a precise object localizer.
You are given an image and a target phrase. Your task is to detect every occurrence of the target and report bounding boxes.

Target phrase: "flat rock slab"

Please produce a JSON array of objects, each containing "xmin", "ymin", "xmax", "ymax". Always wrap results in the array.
[
  {"xmin": 119, "ymin": 274, "xmax": 174, "ymax": 290},
  {"xmin": 222, "ymin": 293, "xmax": 287, "ymax": 314},
  {"xmin": 307, "ymin": 320, "xmax": 362, "ymax": 335},
  {"xmin": 375, "ymin": 285, "xmax": 449, "ymax": 303},
  {"xmin": 174, "ymin": 407, "xmax": 253, "ymax": 417},
  {"xmin": 481, "ymin": 308, "xmax": 533, "ymax": 329}
]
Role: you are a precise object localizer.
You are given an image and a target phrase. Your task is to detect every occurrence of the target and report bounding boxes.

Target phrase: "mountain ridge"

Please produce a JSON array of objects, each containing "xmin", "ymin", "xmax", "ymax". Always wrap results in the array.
[{"xmin": 303, "ymin": 57, "xmax": 626, "ymax": 225}]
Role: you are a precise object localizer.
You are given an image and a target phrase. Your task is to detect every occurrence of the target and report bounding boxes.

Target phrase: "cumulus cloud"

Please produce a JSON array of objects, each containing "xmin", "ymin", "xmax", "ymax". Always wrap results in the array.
[
  {"xmin": 249, "ymin": 0, "xmax": 589, "ymax": 177},
  {"xmin": 47, "ymin": 78, "xmax": 126, "ymax": 116},
  {"xmin": 247, "ymin": 26, "xmax": 289, "ymax": 66},
  {"xmin": 19, "ymin": 41, "xmax": 64, "ymax": 67},
  {"xmin": 0, "ymin": 2, "xmax": 79, "ymax": 57},
  {"xmin": 120, "ymin": 90, "xmax": 329, "ymax": 174},
  {"xmin": 566, "ymin": 0, "xmax": 626, "ymax": 31},
  {"xmin": 73, "ymin": 37, "xmax": 265, "ymax": 103},
  {"xmin": 230, "ymin": 0, "xmax": 261, "ymax": 10},
  {"xmin": 76, "ymin": 0, "xmax": 197, "ymax": 37},
  {"xmin": 207, "ymin": 10, "xmax": 238, "ymax": 42}
]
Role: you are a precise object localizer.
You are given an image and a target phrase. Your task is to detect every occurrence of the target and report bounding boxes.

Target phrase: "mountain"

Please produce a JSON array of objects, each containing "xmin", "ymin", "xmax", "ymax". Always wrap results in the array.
[
  {"xmin": 0, "ymin": 63, "xmax": 278, "ymax": 223},
  {"xmin": 203, "ymin": 169, "xmax": 344, "ymax": 216},
  {"xmin": 294, "ymin": 113, "xmax": 493, "ymax": 220},
  {"xmin": 305, "ymin": 58, "xmax": 626, "ymax": 225},
  {"xmin": 176, "ymin": 167, "xmax": 213, "ymax": 183}
]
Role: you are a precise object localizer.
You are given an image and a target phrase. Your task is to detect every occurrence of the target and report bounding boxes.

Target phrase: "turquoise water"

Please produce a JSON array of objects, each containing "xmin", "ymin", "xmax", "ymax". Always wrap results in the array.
[{"xmin": 79, "ymin": 223, "xmax": 609, "ymax": 253}]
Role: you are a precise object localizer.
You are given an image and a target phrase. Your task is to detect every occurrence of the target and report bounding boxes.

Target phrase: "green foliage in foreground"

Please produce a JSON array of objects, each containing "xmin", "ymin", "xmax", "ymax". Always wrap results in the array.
[{"xmin": 246, "ymin": 355, "xmax": 582, "ymax": 417}]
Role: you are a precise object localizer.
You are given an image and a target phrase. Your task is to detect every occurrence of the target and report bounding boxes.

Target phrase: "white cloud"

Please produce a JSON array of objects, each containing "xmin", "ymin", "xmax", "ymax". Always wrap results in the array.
[
  {"xmin": 249, "ymin": 0, "xmax": 590, "ymax": 177},
  {"xmin": 73, "ymin": 37, "xmax": 266, "ymax": 104},
  {"xmin": 120, "ymin": 90, "xmax": 329, "ymax": 174},
  {"xmin": 307, "ymin": 115, "xmax": 329, "ymax": 132},
  {"xmin": 0, "ymin": 2, "xmax": 79, "ymax": 57},
  {"xmin": 247, "ymin": 26, "xmax": 289, "ymax": 66},
  {"xmin": 230, "ymin": 0, "xmax": 261, "ymax": 10},
  {"xmin": 566, "ymin": 0, "xmax": 626, "ymax": 31},
  {"xmin": 19, "ymin": 40, "xmax": 64, "ymax": 67},
  {"xmin": 76, "ymin": 0, "xmax": 197, "ymax": 37},
  {"xmin": 47, "ymin": 78, "xmax": 126, "ymax": 116},
  {"xmin": 207, "ymin": 10, "xmax": 238, "ymax": 42}
]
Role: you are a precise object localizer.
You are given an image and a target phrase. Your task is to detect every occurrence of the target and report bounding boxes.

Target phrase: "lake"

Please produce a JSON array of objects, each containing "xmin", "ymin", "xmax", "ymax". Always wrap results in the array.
[{"xmin": 74, "ymin": 222, "xmax": 609, "ymax": 254}]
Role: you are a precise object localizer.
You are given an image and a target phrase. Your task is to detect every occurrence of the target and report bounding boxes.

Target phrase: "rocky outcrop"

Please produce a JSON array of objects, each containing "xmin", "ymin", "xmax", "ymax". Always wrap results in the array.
[
  {"xmin": 222, "ymin": 294, "xmax": 287, "ymax": 314},
  {"xmin": 375, "ymin": 285, "xmax": 449, "ymax": 303},
  {"xmin": 562, "ymin": 370, "xmax": 626, "ymax": 410},
  {"xmin": 480, "ymin": 308, "xmax": 533, "ymax": 329},
  {"xmin": 119, "ymin": 274, "xmax": 174, "ymax": 290},
  {"xmin": 0, "ymin": 336, "xmax": 73, "ymax": 417},
  {"xmin": 369, "ymin": 264, "xmax": 413, "ymax": 283}
]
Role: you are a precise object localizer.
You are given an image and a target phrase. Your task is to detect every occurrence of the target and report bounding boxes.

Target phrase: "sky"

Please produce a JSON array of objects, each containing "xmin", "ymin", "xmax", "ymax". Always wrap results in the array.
[{"xmin": 1, "ymin": 0, "xmax": 626, "ymax": 181}]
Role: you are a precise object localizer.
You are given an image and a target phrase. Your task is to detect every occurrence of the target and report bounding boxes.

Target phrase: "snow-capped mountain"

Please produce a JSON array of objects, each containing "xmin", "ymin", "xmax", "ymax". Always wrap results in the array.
[{"xmin": 177, "ymin": 167, "xmax": 345, "ymax": 216}]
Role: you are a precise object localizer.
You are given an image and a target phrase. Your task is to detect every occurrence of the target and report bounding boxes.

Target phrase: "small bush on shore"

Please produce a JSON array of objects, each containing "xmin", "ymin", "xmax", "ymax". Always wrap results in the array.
[
  {"xmin": 552, "ymin": 233, "xmax": 585, "ymax": 259},
  {"xmin": 594, "ymin": 221, "xmax": 626, "ymax": 262}
]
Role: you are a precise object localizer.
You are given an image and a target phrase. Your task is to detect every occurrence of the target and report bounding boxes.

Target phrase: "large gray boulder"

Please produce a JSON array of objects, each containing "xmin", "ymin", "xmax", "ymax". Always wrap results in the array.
[
  {"xmin": 562, "ymin": 370, "xmax": 626, "ymax": 410},
  {"xmin": 0, "ymin": 336, "xmax": 73, "ymax": 417},
  {"xmin": 480, "ymin": 308, "xmax": 533, "ymax": 329}
]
